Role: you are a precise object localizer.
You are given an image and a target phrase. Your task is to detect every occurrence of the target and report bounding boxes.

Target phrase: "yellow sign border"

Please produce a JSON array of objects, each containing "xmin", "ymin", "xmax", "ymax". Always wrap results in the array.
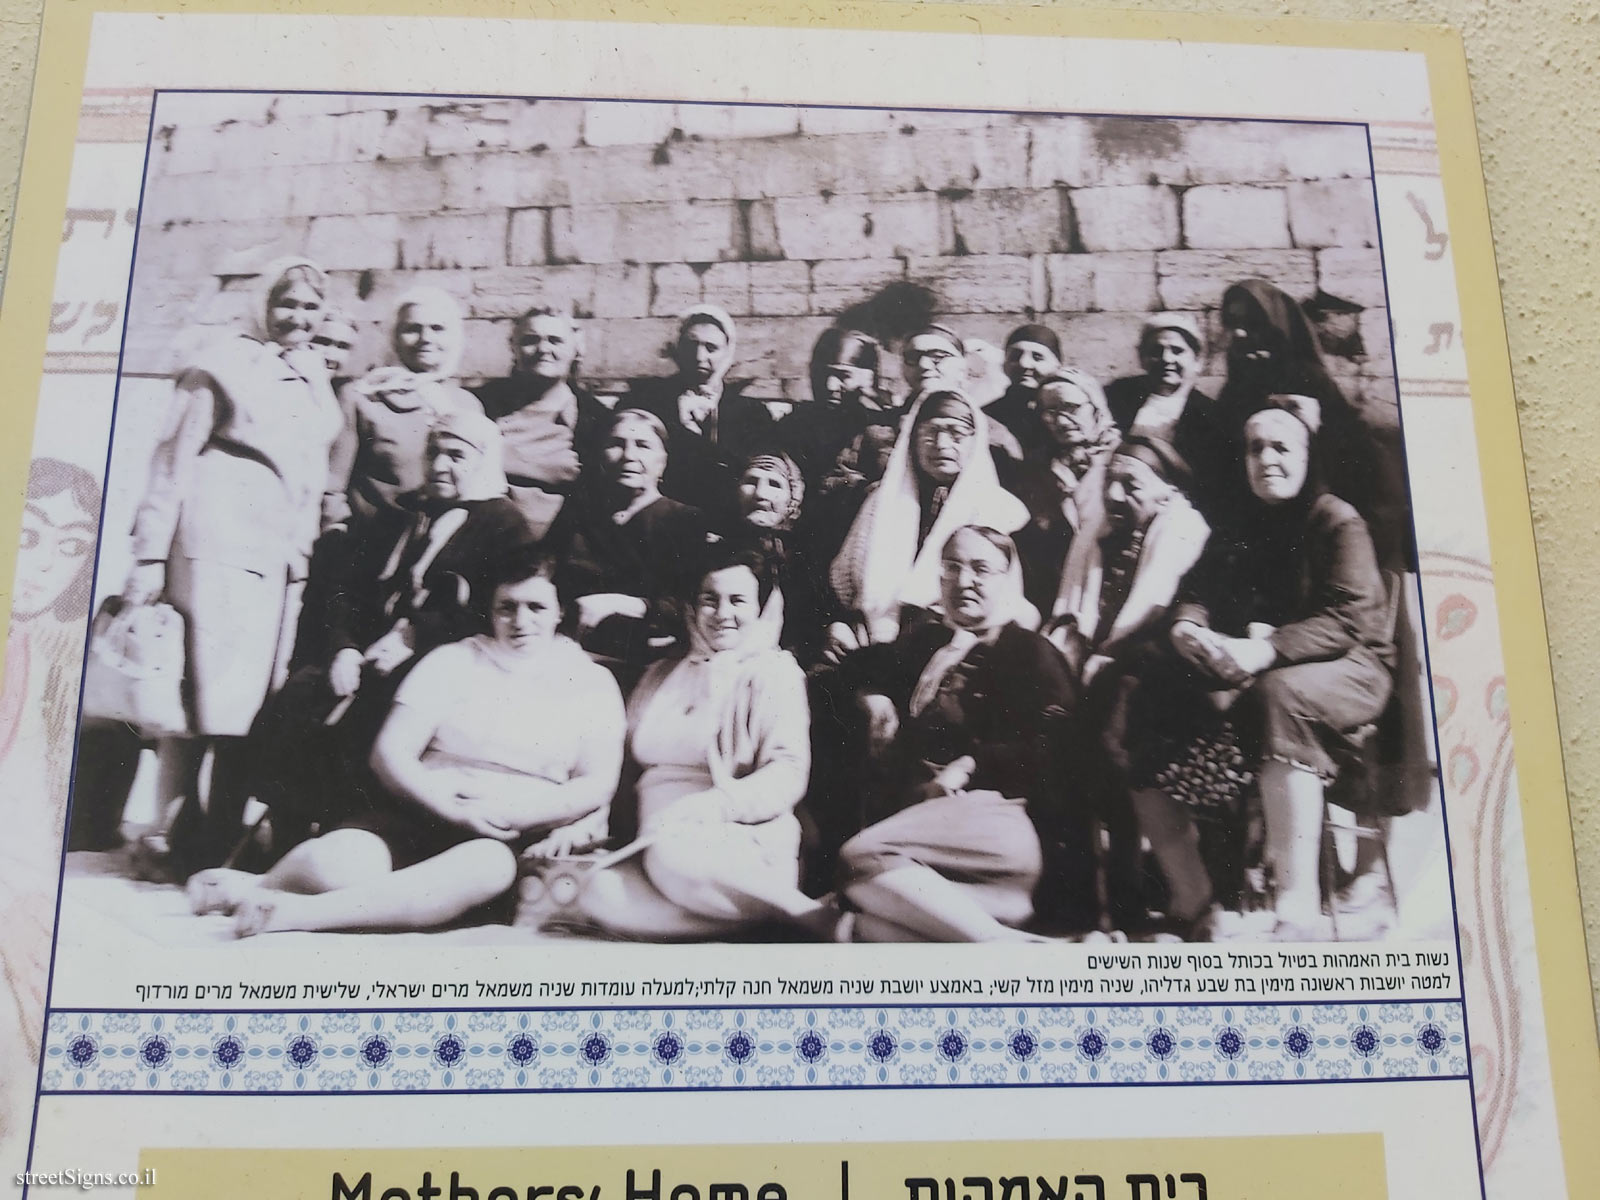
[{"xmin": 2, "ymin": 1, "xmax": 1594, "ymax": 1189}]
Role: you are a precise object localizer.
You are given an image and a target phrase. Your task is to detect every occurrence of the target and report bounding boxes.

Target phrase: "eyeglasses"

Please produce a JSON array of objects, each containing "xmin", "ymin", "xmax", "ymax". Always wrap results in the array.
[
  {"xmin": 905, "ymin": 349, "xmax": 959, "ymax": 367},
  {"xmin": 915, "ymin": 422, "xmax": 974, "ymax": 444},
  {"xmin": 939, "ymin": 559, "xmax": 1002, "ymax": 580}
]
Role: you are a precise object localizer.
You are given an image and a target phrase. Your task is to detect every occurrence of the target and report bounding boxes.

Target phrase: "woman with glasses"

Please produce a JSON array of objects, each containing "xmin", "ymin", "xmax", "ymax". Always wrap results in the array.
[
  {"xmin": 831, "ymin": 525, "xmax": 1074, "ymax": 941},
  {"xmin": 827, "ymin": 390, "xmax": 1029, "ymax": 655}
]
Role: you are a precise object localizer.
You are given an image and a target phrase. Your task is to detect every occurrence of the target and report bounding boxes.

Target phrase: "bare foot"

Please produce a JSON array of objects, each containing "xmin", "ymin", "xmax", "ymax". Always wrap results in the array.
[
  {"xmin": 233, "ymin": 891, "xmax": 315, "ymax": 938},
  {"xmin": 187, "ymin": 868, "xmax": 260, "ymax": 915}
]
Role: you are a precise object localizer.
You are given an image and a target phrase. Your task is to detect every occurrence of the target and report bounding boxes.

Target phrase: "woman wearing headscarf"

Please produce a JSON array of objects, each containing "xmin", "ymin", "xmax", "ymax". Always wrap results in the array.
[
  {"xmin": 622, "ymin": 304, "xmax": 774, "ymax": 526},
  {"xmin": 187, "ymin": 548, "xmax": 625, "ymax": 936},
  {"xmin": 723, "ymin": 450, "xmax": 827, "ymax": 667},
  {"xmin": 254, "ymin": 411, "xmax": 534, "ymax": 851},
  {"xmin": 826, "ymin": 390, "xmax": 1029, "ymax": 656},
  {"xmin": 121, "ymin": 256, "xmax": 344, "ymax": 876},
  {"xmin": 562, "ymin": 408, "xmax": 709, "ymax": 674},
  {"xmin": 1011, "ymin": 367, "xmax": 1122, "ymax": 616},
  {"xmin": 325, "ymin": 286, "xmax": 484, "ymax": 530},
  {"xmin": 1045, "ymin": 435, "xmax": 1210, "ymax": 931},
  {"xmin": 832, "ymin": 526, "xmax": 1075, "ymax": 942},
  {"xmin": 786, "ymin": 329, "xmax": 900, "ymax": 485},
  {"xmin": 1126, "ymin": 394, "xmax": 1393, "ymax": 940},
  {"xmin": 562, "ymin": 542, "xmax": 828, "ymax": 939},
  {"xmin": 986, "ymin": 323, "xmax": 1063, "ymax": 450},
  {"xmin": 1104, "ymin": 314, "xmax": 1232, "ymax": 523}
]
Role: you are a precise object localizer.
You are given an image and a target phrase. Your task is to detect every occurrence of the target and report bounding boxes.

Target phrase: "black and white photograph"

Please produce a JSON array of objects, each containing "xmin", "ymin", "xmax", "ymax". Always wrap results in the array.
[{"xmin": 56, "ymin": 90, "xmax": 1451, "ymax": 949}]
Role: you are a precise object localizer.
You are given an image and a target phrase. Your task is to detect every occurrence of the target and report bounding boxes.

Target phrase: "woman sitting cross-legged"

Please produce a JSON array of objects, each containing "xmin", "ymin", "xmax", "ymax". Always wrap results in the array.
[
  {"xmin": 560, "ymin": 542, "xmax": 832, "ymax": 940},
  {"xmin": 186, "ymin": 548, "xmax": 625, "ymax": 936},
  {"xmin": 1125, "ymin": 394, "xmax": 1394, "ymax": 940},
  {"xmin": 833, "ymin": 525, "xmax": 1076, "ymax": 942}
]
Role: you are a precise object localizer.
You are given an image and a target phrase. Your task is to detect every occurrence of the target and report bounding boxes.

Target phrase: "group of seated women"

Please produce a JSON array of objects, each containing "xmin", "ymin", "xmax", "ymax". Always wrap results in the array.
[{"xmin": 80, "ymin": 258, "xmax": 1411, "ymax": 943}]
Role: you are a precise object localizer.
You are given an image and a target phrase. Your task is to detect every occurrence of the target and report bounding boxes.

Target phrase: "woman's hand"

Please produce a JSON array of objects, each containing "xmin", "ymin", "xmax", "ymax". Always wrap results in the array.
[
  {"xmin": 576, "ymin": 592, "xmax": 649, "ymax": 635},
  {"xmin": 1082, "ymin": 653, "xmax": 1113, "ymax": 686},
  {"xmin": 123, "ymin": 561, "xmax": 166, "ymax": 606},
  {"xmin": 425, "ymin": 779, "xmax": 520, "ymax": 842},
  {"xmin": 915, "ymin": 755, "xmax": 976, "ymax": 800},
  {"xmin": 1170, "ymin": 619, "xmax": 1211, "ymax": 666},
  {"xmin": 858, "ymin": 692, "xmax": 900, "ymax": 757},
  {"xmin": 823, "ymin": 621, "xmax": 863, "ymax": 665},
  {"xmin": 524, "ymin": 807, "xmax": 610, "ymax": 861},
  {"xmin": 328, "ymin": 648, "xmax": 365, "ymax": 699},
  {"xmin": 1212, "ymin": 635, "xmax": 1277, "ymax": 680},
  {"xmin": 365, "ymin": 623, "xmax": 415, "ymax": 676}
]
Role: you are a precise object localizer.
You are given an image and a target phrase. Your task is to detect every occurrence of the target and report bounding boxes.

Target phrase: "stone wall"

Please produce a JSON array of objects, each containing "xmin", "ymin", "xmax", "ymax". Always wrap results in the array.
[{"xmin": 127, "ymin": 93, "xmax": 1393, "ymax": 417}]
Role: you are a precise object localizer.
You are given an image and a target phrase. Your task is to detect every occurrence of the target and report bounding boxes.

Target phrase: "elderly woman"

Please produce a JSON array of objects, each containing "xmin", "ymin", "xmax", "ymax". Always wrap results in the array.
[
  {"xmin": 325, "ymin": 286, "xmax": 484, "ymax": 530},
  {"xmin": 561, "ymin": 543, "xmax": 826, "ymax": 939},
  {"xmin": 122, "ymin": 256, "xmax": 343, "ymax": 876},
  {"xmin": 564, "ymin": 408, "xmax": 709, "ymax": 671},
  {"xmin": 1046, "ymin": 436, "xmax": 1210, "ymax": 930},
  {"xmin": 187, "ymin": 548, "xmax": 625, "ymax": 935},
  {"xmin": 1012, "ymin": 367, "xmax": 1122, "ymax": 616},
  {"xmin": 471, "ymin": 306, "xmax": 610, "ymax": 538},
  {"xmin": 785, "ymin": 329, "xmax": 900, "ymax": 486},
  {"xmin": 622, "ymin": 305, "xmax": 774, "ymax": 525},
  {"xmin": 1104, "ymin": 314, "xmax": 1230, "ymax": 522},
  {"xmin": 1127, "ymin": 395, "xmax": 1393, "ymax": 939},
  {"xmin": 986, "ymin": 323, "xmax": 1063, "ymax": 449},
  {"xmin": 722, "ymin": 450, "xmax": 827, "ymax": 666},
  {"xmin": 833, "ymin": 526, "xmax": 1074, "ymax": 942},
  {"xmin": 827, "ymin": 390, "xmax": 1029, "ymax": 654},
  {"xmin": 258, "ymin": 410, "xmax": 535, "ymax": 849},
  {"xmin": 899, "ymin": 324, "xmax": 1023, "ymax": 467}
]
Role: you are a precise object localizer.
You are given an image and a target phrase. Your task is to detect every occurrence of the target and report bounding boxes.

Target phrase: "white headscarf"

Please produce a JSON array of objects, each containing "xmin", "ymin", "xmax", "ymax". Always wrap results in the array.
[
  {"xmin": 829, "ymin": 391, "xmax": 1029, "ymax": 641},
  {"xmin": 676, "ymin": 304, "xmax": 738, "ymax": 431},
  {"xmin": 352, "ymin": 285, "xmax": 468, "ymax": 410}
]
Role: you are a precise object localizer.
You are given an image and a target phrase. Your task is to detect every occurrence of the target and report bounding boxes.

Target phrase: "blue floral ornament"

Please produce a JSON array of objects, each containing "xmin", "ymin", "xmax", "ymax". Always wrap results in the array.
[
  {"xmin": 578, "ymin": 1031, "xmax": 612, "ymax": 1083},
  {"xmin": 936, "ymin": 1027, "xmax": 969, "ymax": 1080},
  {"xmin": 1006, "ymin": 1027, "xmax": 1039, "ymax": 1064},
  {"xmin": 1282, "ymin": 1026, "xmax": 1314, "ymax": 1061},
  {"xmin": 651, "ymin": 1031, "xmax": 684, "ymax": 1067},
  {"xmin": 794, "ymin": 1029, "xmax": 828, "ymax": 1067},
  {"xmin": 1213, "ymin": 1025, "xmax": 1247, "ymax": 1065},
  {"xmin": 359, "ymin": 1033, "xmax": 393, "ymax": 1088},
  {"xmin": 432, "ymin": 1033, "xmax": 467, "ymax": 1075},
  {"xmin": 866, "ymin": 1029, "xmax": 899, "ymax": 1063},
  {"xmin": 505, "ymin": 1031, "xmax": 540, "ymax": 1083},
  {"xmin": 211, "ymin": 1033, "xmax": 246, "ymax": 1079},
  {"xmin": 1076, "ymin": 1028, "xmax": 1108, "ymax": 1063},
  {"xmin": 1350, "ymin": 1024, "xmax": 1382, "ymax": 1058},
  {"xmin": 65, "ymin": 1033, "xmax": 99, "ymax": 1071},
  {"xmin": 1145, "ymin": 1027, "xmax": 1177, "ymax": 1063},
  {"xmin": 138, "ymin": 1033, "xmax": 173, "ymax": 1072},
  {"xmin": 1416, "ymin": 1023, "xmax": 1446, "ymax": 1057}
]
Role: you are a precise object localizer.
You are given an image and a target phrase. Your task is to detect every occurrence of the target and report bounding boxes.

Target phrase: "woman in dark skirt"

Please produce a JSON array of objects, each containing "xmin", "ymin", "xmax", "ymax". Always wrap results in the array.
[
  {"xmin": 833, "ymin": 525, "xmax": 1075, "ymax": 942},
  {"xmin": 1126, "ymin": 393, "xmax": 1394, "ymax": 940}
]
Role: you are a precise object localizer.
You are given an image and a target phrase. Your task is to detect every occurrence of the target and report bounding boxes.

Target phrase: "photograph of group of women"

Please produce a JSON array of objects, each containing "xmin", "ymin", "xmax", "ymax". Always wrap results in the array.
[{"xmin": 61, "ymin": 100, "xmax": 1448, "ymax": 947}]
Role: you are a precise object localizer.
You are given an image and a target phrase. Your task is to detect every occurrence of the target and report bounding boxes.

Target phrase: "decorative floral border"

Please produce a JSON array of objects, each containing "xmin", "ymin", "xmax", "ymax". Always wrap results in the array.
[{"xmin": 41, "ymin": 1003, "xmax": 1466, "ymax": 1093}]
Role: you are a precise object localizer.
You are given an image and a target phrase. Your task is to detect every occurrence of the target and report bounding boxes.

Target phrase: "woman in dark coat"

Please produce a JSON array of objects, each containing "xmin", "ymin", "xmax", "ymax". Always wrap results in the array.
[
  {"xmin": 1126, "ymin": 393, "xmax": 1394, "ymax": 940},
  {"xmin": 622, "ymin": 304, "xmax": 774, "ymax": 528},
  {"xmin": 833, "ymin": 525, "xmax": 1075, "ymax": 941},
  {"xmin": 562, "ymin": 407, "xmax": 709, "ymax": 675}
]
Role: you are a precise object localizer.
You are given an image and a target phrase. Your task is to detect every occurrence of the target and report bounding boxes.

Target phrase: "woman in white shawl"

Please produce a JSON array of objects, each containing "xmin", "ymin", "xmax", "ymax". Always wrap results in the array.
[
  {"xmin": 826, "ymin": 390, "xmax": 1029, "ymax": 658},
  {"xmin": 325, "ymin": 285, "xmax": 484, "ymax": 529}
]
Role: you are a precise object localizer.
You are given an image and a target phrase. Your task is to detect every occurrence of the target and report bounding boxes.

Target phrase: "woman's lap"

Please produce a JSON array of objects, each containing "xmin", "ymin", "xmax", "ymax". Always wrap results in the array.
[{"xmin": 840, "ymin": 790, "xmax": 1043, "ymax": 893}]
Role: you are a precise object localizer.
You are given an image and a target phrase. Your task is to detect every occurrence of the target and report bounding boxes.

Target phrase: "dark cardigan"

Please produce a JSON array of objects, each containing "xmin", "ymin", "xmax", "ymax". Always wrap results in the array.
[
  {"xmin": 1172, "ymin": 491, "xmax": 1394, "ymax": 668},
  {"xmin": 836, "ymin": 621, "xmax": 1076, "ymax": 808},
  {"xmin": 1104, "ymin": 375, "xmax": 1231, "ymax": 522}
]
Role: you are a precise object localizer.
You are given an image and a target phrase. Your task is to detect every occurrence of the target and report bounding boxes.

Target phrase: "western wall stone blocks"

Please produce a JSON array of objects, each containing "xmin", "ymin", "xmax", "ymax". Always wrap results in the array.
[
  {"xmin": 1288, "ymin": 179, "xmax": 1378, "ymax": 248},
  {"xmin": 1071, "ymin": 185, "xmax": 1180, "ymax": 252},
  {"xmin": 305, "ymin": 213, "xmax": 402, "ymax": 271},
  {"xmin": 1046, "ymin": 252, "xmax": 1160, "ymax": 313},
  {"xmin": 945, "ymin": 189, "xmax": 1069, "ymax": 256},
  {"xmin": 553, "ymin": 200, "xmax": 743, "ymax": 264},
  {"xmin": 908, "ymin": 255, "xmax": 1034, "ymax": 315},
  {"xmin": 399, "ymin": 211, "xmax": 509, "ymax": 270},
  {"xmin": 1049, "ymin": 311, "xmax": 1158, "ymax": 381},
  {"xmin": 1154, "ymin": 249, "xmax": 1316, "ymax": 311},
  {"xmin": 1281, "ymin": 125, "xmax": 1372, "ymax": 181},
  {"xmin": 505, "ymin": 100, "xmax": 587, "ymax": 153},
  {"xmin": 650, "ymin": 264, "xmax": 705, "ymax": 317},
  {"xmin": 698, "ymin": 263, "xmax": 753, "ymax": 315},
  {"xmin": 1025, "ymin": 116, "xmax": 1101, "ymax": 189},
  {"xmin": 582, "ymin": 318, "xmax": 683, "ymax": 379},
  {"xmin": 809, "ymin": 258, "xmax": 908, "ymax": 314},
  {"xmin": 590, "ymin": 264, "xmax": 653, "ymax": 320},
  {"xmin": 1182, "ymin": 185, "xmax": 1291, "ymax": 250},
  {"xmin": 1316, "ymin": 247, "xmax": 1388, "ymax": 308},
  {"xmin": 743, "ymin": 199, "xmax": 783, "ymax": 262},
  {"xmin": 773, "ymin": 193, "xmax": 944, "ymax": 260},
  {"xmin": 1178, "ymin": 122, "xmax": 1292, "ymax": 185},
  {"xmin": 734, "ymin": 316, "xmax": 835, "ymax": 381},
  {"xmin": 749, "ymin": 261, "xmax": 812, "ymax": 316},
  {"xmin": 507, "ymin": 208, "xmax": 549, "ymax": 267},
  {"xmin": 328, "ymin": 268, "xmax": 476, "ymax": 322},
  {"xmin": 470, "ymin": 265, "xmax": 595, "ymax": 320}
]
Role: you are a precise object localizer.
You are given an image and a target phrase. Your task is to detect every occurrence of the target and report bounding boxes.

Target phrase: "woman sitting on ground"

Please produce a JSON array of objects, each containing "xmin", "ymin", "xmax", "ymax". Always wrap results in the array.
[
  {"xmin": 834, "ymin": 526, "xmax": 1075, "ymax": 942},
  {"xmin": 562, "ymin": 542, "xmax": 827, "ymax": 940},
  {"xmin": 186, "ymin": 548, "xmax": 625, "ymax": 936},
  {"xmin": 1125, "ymin": 395, "xmax": 1393, "ymax": 940},
  {"xmin": 827, "ymin": 390, "xmax": 1029, "ymax": 654}
]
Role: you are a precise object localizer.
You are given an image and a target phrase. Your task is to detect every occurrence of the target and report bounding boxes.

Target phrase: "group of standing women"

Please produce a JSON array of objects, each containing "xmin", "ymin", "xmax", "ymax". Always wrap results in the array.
[{"xmin": 91, "ymin": 252, "xmax": 1411, "ymax": 943}]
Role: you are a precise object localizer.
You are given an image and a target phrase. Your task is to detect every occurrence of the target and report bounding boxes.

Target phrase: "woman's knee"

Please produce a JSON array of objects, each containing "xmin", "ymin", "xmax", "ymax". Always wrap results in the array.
[
  {"xmin": 304, "ymin": 828, "xmax": 393, "ymax": 887},
  {"xmin": 642, "ymin": 837, "xmax": 726, "ymax": 913},
  {"xmin": 452, "ymin": 839, "xmax": 518, "ymax": 896}
]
